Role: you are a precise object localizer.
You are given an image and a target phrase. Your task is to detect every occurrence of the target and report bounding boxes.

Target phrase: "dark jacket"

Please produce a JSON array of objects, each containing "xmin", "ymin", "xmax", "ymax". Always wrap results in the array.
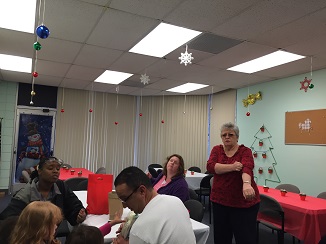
[
  {"xmin": 0, "ymin": 179, "xmax": 85, "ymax": 226},
  {"xmin": 151, "ymin": 172, "xmax": 190, "ymax": 202}
]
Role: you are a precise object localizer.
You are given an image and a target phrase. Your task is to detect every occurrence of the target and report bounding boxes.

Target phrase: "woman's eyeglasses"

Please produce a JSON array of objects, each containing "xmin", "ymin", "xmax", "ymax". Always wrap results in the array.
[{"xmin": 221, "ymin": 133, "xmax": 235, "ymax": 138}]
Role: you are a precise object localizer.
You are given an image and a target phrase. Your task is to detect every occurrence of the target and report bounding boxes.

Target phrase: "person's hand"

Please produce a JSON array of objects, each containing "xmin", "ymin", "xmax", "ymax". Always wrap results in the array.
[
  {"xmin": 233, "ymin": 161, "xmax": 243, "ymax": 172},
  {"xmin": 76, "ymin": 208, "xmax": 86, "ymax": 223},
  {"xmin": 243, "ymin": 183, "xmax": 255, "ymax": 201},
  {"xmin": 110, "ymin": 209, "xmax": 126, "ymax": 226},
  {"xmin": 116, "ymin": 223, "xmax": 125, "ymax": 234},
  {"xmin": 112, "ymin": 234, "xmax": 129, "ymax": 244}
]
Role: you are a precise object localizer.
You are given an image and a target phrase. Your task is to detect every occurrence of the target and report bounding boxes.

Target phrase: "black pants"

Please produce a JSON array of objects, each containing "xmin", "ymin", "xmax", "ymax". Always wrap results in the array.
[{"xmin": 212, "ymin": 202, "xmax": 260, "ymax": 244}]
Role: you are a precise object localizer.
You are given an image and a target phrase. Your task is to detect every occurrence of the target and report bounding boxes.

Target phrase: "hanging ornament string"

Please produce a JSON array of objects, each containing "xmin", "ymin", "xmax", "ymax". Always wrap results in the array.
[
  {"xmin": 161, "ymin": 93, "xmax": 165, "ymax": 124},
  {"xmin": 210, "ymin": 86, "xmax": 214, "ymax": 110},
  {"xmin": 114, "ymin": 86, "xmax": 119, "ymax": 125},
  {"xmin": 183, "ymin": 94, "xmax": 187, "ymax": 114},
  {"xmin": 60, "ymin": 87, "xmax": 65, "ymax": 113},
  {"xmin": 89, "ymin": 83, "xmax": 94, "ymax": 112},
  {"xmin": 31, "ymin": 0, "xmax": 50, "ymax": 105},
  {"xmin": 309, "ymin": 56, "xmax": 314, "ymax": 89},
  {"xmin": 139, "ymin": 89, "xmax": 143, "ymax": 117},
  {"xmin": 246, "ymin": 87, "xmax": 251, "ymax": 116}
]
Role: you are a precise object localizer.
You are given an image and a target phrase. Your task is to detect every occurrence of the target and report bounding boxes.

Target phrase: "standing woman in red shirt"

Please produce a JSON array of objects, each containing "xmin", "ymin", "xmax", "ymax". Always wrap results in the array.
[{"xmin": 207, "ymin": 122, "xmax": 260, "ymax": 244}]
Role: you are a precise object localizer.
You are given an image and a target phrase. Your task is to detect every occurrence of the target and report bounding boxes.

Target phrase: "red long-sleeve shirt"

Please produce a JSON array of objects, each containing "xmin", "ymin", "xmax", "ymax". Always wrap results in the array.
[{"xmin": 207, "ymin": 144, "xmax": 260, "ymax": 208}]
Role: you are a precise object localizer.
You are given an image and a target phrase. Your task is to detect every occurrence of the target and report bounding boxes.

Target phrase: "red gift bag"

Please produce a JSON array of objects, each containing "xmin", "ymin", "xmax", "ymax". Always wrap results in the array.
[{"xmin": 86, "ymin": 174, "xmax": 113, "ymax": 214}]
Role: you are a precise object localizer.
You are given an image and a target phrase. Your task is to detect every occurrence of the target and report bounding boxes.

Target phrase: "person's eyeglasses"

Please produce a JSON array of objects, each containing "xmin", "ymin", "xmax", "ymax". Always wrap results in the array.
[
  {"xmin": 221, "ymin": 133, "xmax": 235, "ymax": 138},
  {"xmin": 119, "ymin": 186, "xmax": 139, "ymax": 204}
]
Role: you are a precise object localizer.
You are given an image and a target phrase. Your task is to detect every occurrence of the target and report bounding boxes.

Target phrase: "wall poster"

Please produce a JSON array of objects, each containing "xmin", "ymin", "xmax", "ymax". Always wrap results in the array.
[
  {"xmin": 285, "ymin": 109, "xmax": 326, "ymax": 145},
  {"xmin": 14, "ymin": 107, "xmax": 56, "ymax": 183}
]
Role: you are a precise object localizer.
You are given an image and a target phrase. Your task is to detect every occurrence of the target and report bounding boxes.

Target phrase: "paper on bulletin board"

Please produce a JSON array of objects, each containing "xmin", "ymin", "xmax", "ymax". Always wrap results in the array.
[{"xmin": 285, "ymin": 109, "xmax": 326, "ymax": 145}]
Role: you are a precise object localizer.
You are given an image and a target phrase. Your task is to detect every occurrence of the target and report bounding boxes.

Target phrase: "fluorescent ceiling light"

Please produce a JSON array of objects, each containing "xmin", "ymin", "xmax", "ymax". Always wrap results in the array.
[
  {"xmin": 0, "ymin": 54, "xmax": 32, "ymax": 73},
  {"xmin": 167, "ymin": 83, "xmax": 208, "ymax": 94},
  {"xmin": 95, "ymin": 70, "xmax": 133, "ymax": 85},
  {"xmin": 227, "ymin": 50, "xmax": 305, "ymax": 73},
  {"xmin": 129, "ymin": 23, "xmax": 201, "ymax": 58},
  {"xmin": 0, "ymin": 0, "xmax": 37, "ymax": 33}
]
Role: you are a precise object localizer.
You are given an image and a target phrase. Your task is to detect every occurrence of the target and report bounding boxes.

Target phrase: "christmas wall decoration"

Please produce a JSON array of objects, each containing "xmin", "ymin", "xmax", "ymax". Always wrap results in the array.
[
  {"xmin": 250, "ymin": 125, "xmax": 281, "ymax": 186},
  {"xmin": 299, "ymin": 57, "xmax": 315, "ymax": 92}
]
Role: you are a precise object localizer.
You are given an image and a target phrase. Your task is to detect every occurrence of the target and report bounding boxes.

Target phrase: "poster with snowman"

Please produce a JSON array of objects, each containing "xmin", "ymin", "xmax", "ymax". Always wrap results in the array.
[{"xmin": 15, "ymin": 109, "xmax": 55, "ymax": 183}]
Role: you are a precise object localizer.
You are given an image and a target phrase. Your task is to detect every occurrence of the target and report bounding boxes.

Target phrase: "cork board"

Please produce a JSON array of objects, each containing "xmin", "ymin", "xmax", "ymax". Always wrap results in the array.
[{"xmin": 285, "ymin": 109, "xmax": 326, "ymax": 145}]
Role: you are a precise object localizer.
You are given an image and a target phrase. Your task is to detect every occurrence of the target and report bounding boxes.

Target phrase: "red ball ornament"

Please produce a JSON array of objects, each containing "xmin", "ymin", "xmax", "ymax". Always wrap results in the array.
[
  {"xmin": 32, "ymin": 72, "xmax": 38, "ymax": 77},
  {"xmin": 258, "ymin": 167, "xmax": 263, "ymax": 174},
  {"xmin": 246, "ymin": 112, "xmax": 250, "ymax": 116},
  {"xmin": 260, "ymin": 126, "xmax": 265, "ymax": 132},
  {"xmin": 262, "ymin": 152, "xmax": 267, "ymax": 159},
  {"xmin": 253, "ymin": 152, "xmax": 257, "ymax": 158},
  {"xmin": 161, "ymin": 120, "xmax": 164, "ymax": 124},
  {"xmin": 61, "ymin": 108, "xmax": 65, "ymax": 113},
  {"xmin": 268, "ymin": 167, "xmax": 273, "ymax": 174},
  {"xmin": 89, "ymin": 109, "xmax": 93, "ymax": 113},
  {"xmin": 114, "ymin": 122, "xmax": 118, "ymax": 125},
  {"xmin": 139, "ymin": 113, "xmax": 142, "ymax": 117}
]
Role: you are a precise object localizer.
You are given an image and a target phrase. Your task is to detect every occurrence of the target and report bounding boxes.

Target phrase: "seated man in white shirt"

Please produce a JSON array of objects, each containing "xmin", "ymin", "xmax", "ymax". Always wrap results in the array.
[{"xmin": 113, "ymin": 166, "xmax": 196, "ymax": 244}]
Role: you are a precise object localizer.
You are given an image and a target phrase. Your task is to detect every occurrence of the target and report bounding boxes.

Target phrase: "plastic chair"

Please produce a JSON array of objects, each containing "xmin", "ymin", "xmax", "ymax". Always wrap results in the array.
[
  {"xmin": 184, "ymin": 199, "xmax": 205, "ymax": 222},
  {"xmin": 75, "ymin": 179, "xmax": 88, "ymax": 191},
  {"xmin": 188, "ymin": 188, "xmax": 199, "ymax": 201},
  {"xmin": 194, "ymin": 174, "xmax": 213, "ymax": 223},
  {"xmin": 148, "ymin": 167, "xmax": 158, "ymax": 178},
  {"xmin": 275, "ymin": 184, "xmax": 300, "ymax": 194},
  {"xmin": 64, "ymin": 177, "xmax": 88, "ymax": 191},
  {"xmin": 95, "ymin": 167, "xmax": 106, "ymax": 174},
  {"xmin": 317, "ymin": 192, "xmax": 326, "ymax": 199},
  {"xmin": 257, "ymin": 194, "xmax": 285, "ymax": 244},
  {"xmin": 148, "ymin": 163, "xmax": 162, "ymax": 170},
  {"xmin": 188, "ymin": 166, "xmax": 201, "ymax": 173}
]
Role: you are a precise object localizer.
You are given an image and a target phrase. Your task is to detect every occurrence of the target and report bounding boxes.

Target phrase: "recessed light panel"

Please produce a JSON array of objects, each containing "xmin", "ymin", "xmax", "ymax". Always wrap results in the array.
[
  {"xmin": 95, "ymin": 70, "xmax": 133, "ymax": 85},
  {"xmin": 0, "ymin": 0, "xmax": 37, "ymax": 33},
  {"xmin": 0, "ymin": 54, "xmax": 32, "ymax": 73},
  {"xmin": 129, "ymin": 23, "xmax": 201, "ymax": 58},
  {"xmin": 167, "ymin": 83, "xmax": 208, "ymax": 94},
  {"xmin": 227, "ymin": 50, "xmax": 305, "ymax": 73}
]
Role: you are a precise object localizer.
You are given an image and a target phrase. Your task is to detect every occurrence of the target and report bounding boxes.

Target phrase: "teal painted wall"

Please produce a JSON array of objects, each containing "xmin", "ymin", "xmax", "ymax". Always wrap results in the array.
[
  {"xmin": 0, "ymin": 81, "xmax": 17, "ymax": 189},
  {"xmin": 236, "ymin": 68, "xmax": 326, "ymax": 197}
]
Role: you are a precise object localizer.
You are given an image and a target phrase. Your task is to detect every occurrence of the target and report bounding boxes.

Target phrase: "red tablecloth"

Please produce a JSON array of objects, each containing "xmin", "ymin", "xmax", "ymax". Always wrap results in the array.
[
  {"xmin": 59, "ymin": 167, "xmax": 94, "ymax": 180},
  {"xmin": 258, "ymin": 185, "xmax": 326, "ymax": 243}
]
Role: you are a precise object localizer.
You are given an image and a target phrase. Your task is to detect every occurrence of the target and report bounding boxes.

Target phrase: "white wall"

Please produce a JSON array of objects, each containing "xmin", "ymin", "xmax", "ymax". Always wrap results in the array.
[{"xmin": 236, "ymin": 68, "xmax": 326, "ymax": 197}]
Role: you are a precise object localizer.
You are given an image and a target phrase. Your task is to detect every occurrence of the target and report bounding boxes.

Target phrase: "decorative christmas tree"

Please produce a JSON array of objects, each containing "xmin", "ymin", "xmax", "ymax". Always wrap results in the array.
[{"xmin": 250, "ymin": 125, "xmax": 281, "ymax": 186}]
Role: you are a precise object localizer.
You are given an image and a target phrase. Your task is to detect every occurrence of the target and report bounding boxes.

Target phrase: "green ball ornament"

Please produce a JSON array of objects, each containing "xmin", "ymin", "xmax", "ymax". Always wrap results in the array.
[
  {"xmin": 309, "ymin": 83, "xmax": 314, "ymax": 89},
  {"xmin": 33, "ymin": 42, "xmax": 42, "ymax": 51}
]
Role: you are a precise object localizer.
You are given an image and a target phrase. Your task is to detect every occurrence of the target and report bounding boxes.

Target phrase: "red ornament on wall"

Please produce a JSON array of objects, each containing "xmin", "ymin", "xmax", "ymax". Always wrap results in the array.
[
  {"xmin": 253, "ymin": 152, "xmax": 257, "ymax": 158},
  {"xmin": 260, "ymin": 126, "xmax": 265, "ymax": 132},
  {"xmin": 259, "ymin": 140, "xmax": 263, "ymax": 146},
  {"xmin": 139, "ymin": 113, "xmax": 142, "ymax": 117},
  {"xmin": 161, "ymin": 120, "xmax": 164, "ymax": 124},
  {"xmin": 32, "ymin": 71, "xmax": 38, "ymax": 77},
  {"xmin": 268, "ymin": 167, "xmax": 273, "ymax": 174},
  {"xmin": 114, "ymin": 122, "xmax": 118, "ymax": 125},
  {"xmin": 60, "ymin": 108, "xmax": 64, "ymax": 113},
  {"xmin": 89, "ymin": 109, "xmax": 93, "ymax": 113},
  {"xmin": 246, "ymin": 112, "xmax": 250, "ymax": 116},
  {"xmin": 262, "ymin": 152, "xmax": 267, "ymax": 159}
]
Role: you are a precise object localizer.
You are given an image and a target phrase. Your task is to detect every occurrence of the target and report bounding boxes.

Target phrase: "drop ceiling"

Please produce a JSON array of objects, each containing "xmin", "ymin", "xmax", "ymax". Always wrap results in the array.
[{"xmin": 1, "ymin": 0, "xmax": 326, "ymax": 96}]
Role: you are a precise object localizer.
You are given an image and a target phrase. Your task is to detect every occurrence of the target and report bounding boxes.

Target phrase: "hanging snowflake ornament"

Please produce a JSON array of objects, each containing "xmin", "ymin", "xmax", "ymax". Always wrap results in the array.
[
  {"xmin": 179, "ymin": 44, "xmax": 194, "ymax": 66},
  {"xmin": 140, "ymin": 73, "xmax": 150, "ymax": 85},
  {"xmin": 300, "ymin": 77, "xmax": 312, "ymax": 92}
]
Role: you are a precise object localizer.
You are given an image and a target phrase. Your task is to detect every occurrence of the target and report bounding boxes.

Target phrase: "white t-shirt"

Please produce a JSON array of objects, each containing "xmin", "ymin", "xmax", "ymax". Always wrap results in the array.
[{"xmin": 129, "ymin": 194, "xmax": 196, "ymax": 244}]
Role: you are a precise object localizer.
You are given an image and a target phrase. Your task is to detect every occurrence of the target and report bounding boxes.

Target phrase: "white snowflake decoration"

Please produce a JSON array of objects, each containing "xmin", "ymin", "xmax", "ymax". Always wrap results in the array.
[
  {"xmin": 179, "ymin": 44, "xmax": 194, "ymax": 66},
  {"xmin": 140, "ymin": 73, "xmax": 150, "ymax": 85}
]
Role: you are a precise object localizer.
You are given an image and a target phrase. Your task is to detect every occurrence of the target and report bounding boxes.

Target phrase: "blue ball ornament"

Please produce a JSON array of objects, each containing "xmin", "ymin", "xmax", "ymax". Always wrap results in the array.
[{"xmin": 36, "ymin": 25, "xmax": 50, "ymax": 39}]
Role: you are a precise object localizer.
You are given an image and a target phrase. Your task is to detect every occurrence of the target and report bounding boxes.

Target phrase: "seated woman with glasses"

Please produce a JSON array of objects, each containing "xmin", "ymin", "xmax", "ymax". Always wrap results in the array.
[
  {"xmin": 9, "ymin": 201, "xmax": 63, "ymax": 244},
  {"xmin": 0, "ymin": 157, "xmax": 87, "ymax": 229},
  {"xmin": 148, "ymin": 154, "xmax": 189, "ymax": 202}
]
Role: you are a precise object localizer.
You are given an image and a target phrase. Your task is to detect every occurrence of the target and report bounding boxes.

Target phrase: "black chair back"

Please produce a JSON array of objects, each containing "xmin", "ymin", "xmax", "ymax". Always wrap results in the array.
[
  {"xmin": 76, "ymin": 179, "xmax": 88, "ymax": 191},
  {"xmin": 275, "ymin": 184, "xmax": 300, "ymax": 193},
  {"xmin": 65, "ymin": 177, "xmax": 88, "ymax": 191},
  {"xmin": 184, "ymin": 199, "xmax": 204, "ymax": 222},
  {"xmin": 188, "ymin": 166, "xmax": 201, "ymax": 173},
  {"xmin": 95, "ymin": 167, "xmax": 106, "ymax": 174},
  {"xmin": 188, "ymin": 188, "xmax": 198, "ymax": 200},
  {"xmin": 148, "ymin": 167, "xmax": 159, "ymax": 178},
  {"xmin": 317, "ymin": 192, "xmax": 326, "ymax": 199}
]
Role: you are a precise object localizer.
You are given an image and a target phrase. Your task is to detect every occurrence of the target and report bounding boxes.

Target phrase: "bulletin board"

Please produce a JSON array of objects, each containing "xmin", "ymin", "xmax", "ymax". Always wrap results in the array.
[{"xmin": 285, "ymin": 109, "xmax": 326, "ymax": 145}]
